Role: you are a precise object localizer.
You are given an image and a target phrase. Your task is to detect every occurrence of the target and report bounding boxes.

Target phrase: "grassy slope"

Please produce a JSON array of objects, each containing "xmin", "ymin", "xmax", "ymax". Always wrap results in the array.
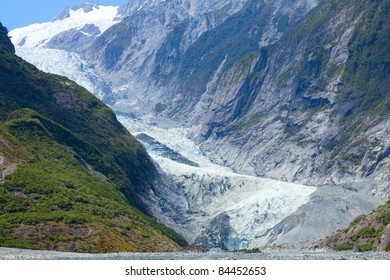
[{"xmin": 0, "ymin": 22, "xmax": 186, "ymax": 252}]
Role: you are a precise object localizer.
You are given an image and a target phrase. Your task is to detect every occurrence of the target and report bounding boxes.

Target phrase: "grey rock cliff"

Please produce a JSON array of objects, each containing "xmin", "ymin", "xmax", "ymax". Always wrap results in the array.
[{"xmin": 192, "ymin": 0, "xmax": 389, "ymax": 194}]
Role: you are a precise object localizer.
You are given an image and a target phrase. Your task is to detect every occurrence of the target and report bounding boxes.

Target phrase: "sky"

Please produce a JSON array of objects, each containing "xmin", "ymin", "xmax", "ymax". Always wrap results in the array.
[{"xmin": 0, "ymin": 0, "xmax": 125, "ymax": 31}]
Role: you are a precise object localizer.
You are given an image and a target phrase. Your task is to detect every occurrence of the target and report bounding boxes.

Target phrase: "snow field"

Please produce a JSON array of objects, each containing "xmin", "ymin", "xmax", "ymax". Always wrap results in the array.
[{"xmin": 10, "ymin": 5, "xmax": 119, "ymax": 48}]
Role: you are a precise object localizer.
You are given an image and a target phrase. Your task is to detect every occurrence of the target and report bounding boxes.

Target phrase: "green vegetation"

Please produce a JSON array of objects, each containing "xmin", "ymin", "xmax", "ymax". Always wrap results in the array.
[
  {"xmin": 153, "ymin": 21, "xmax": 188, "ymax": 82},
  {"xmin": 342, "ymin": 0, "xmax": 390, "ymax": 117},
  {"xmin": 215, "ymin": 0, "xmax": 388, "ymax": 169},
  {"xmin": 334, "ymin": 243, "xmax": 352, "ymax": 251},
  {"xmin": 285, "ymin": 0, "xmax": 389, "ymax": 115},
  {"xmin": 351, "ymin": 228, "xmax": 377, "ymax": 241},
  {"xmin": 0, "ymin": 22, "xmax": 186, "ymax": 252},
  {"xmin": 358, "ymin": 243, "xmax": 373, "ymax": 251},
  {"xmin": 323, "ymin": 202, "xmax": 390, "ymax": 252},
  {"xmin": 332, "ymin": 0, "xmax": 389, "ymax": 166},
  {"xmin": 380, "ymin": 214, "xmax": 390, "ymax": 225},
  {"xmin": 0, "ymin": 24, "xmax": 14, "ymax": 53}
]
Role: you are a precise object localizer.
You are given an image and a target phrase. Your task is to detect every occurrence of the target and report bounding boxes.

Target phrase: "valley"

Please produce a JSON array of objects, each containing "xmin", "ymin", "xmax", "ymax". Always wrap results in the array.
[{"xmin": 4, "ymin": 0, "xmax": 389, "ymax": 252}]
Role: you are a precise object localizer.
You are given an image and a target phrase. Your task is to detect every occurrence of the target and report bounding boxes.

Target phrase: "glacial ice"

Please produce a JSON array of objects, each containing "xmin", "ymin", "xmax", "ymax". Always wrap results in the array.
[
  {"xmin": 14, "ymin": 47, "xmax": 107, "ymax": 100},
  {"xmin": 119, "ymin": 116, "xmax": 316, "ymax": 249}
]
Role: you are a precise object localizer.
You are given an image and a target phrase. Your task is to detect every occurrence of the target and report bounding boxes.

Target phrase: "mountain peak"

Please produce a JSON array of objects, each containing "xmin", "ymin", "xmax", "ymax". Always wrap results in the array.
[
  {"xmin": 10, "ymin": 3, "xmax": 119, "ymax": 49},
  {"xmin": 117, "ymin": 0, "xmax": 149, "ymax": 18},
  {"xmin": 53, "ymin": 2, "xmax": 101, "ymax": 21}
]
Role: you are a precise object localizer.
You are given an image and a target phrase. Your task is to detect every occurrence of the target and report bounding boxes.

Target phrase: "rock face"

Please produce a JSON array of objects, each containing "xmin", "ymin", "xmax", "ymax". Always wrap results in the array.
[
  {"xmin": 192, "ymin": 0, "xmax": 390, "ymax": 192},
  {"xmin": 8, "ymin": 0, "xmax": 390, "ymax": 249},
  {"xmin": 82, "ymin": 0, "xmax": 249, "ymax": 108},
  {"xmin": 54, "ymin": 2, "xmax": 103, "ymax": 21},
  {"xmin": 255, "ymin": 183, "xmax": 381, "ymax": 247},
  {"xmin": 318, "ymin": 201, "xmax": 390, "ymax": 251}
]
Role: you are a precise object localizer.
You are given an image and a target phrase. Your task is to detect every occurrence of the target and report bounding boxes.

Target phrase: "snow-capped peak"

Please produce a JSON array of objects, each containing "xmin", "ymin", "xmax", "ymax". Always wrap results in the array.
[
  {"xmin": 54, "ymin": 2, "xmax": 101, "ymax": 21},
  {"xmin": 10, "ymin": 4, "xmax": 119, "ymax": 48}
]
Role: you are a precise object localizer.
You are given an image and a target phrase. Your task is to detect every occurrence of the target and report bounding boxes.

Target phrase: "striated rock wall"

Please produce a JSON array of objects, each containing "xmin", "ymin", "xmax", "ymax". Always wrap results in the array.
[{"xmin": 195, "ymin": 0, "xmax": 390, "ymax": 196}]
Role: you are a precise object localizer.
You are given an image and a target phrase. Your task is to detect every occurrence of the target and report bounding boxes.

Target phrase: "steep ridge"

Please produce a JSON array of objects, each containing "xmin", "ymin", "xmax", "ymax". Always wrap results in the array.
[
  {"xmin": 157, "ymin": 0, "xmax": 319, "ymax": 118},
  {"xmin": 196, "ymin": 0, "xmax": 390, "ymax": 190},
  {"xmin": 83, "ymin": 0, "xmax": 248, "ymax": 109},
  {"xmin": 11, "ymin": 1, "xmax": 388, "ymax": 187},
  {"xmin": 0, "ymin": 22, "xmax": 186, "ymax": 252}
]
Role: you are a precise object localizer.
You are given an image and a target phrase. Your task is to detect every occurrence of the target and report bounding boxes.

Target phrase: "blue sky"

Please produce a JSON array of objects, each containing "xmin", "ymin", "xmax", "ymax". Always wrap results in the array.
[{"xmin": 0, "ymin": 0, "xmax": 125, "ymax": 30}]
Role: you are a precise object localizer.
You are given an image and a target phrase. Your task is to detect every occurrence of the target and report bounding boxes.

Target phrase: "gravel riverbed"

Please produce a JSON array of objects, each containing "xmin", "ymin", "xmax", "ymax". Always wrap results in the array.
[{"xmin": 1, "ymin": 247, "xmax": 388, "ymax": 260}]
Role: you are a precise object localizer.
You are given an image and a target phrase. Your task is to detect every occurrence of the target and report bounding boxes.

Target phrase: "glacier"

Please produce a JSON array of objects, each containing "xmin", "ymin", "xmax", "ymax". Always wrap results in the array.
[
  {"xmin": 10, "ymin": 5, "xmax": 119, "ymax": 48},
  {"xmin": 118, "ymin": 116, "xmax": 316, "ymax": 249},
  {"xmin": 10, "ymin": 4, "xmax": 120, "ymax": 102},
  {"xmin": 15, "ymin": 47, "xmax": 110, "ymax": 100}
]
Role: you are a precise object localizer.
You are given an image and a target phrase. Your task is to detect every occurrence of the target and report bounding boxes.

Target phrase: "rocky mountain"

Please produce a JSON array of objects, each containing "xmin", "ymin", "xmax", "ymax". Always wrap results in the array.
[
  {"xmin": 195, "ymin": 0, "xmax": 390, "ymax": 191},
  {"xmin": 10, "ymin": 0, "xmax": 249, "ymax": 107},
  {"xmin": 0, "ymin": 22, "xmax": 186, "ymax": 252},
  {"xmin": 12, "ymin": 2, "xmax": 119, "ymax": 50},
  {"xmin": 54, "ymin": 2, "xmax": 104, "ymax": 21},
  {"xmin": 8, "ymin": 0, "xmax": 390, "ymax": 251},
  {"xmin": 318, "ymin": 200, "xmax": 390, "ymax": 252}
]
